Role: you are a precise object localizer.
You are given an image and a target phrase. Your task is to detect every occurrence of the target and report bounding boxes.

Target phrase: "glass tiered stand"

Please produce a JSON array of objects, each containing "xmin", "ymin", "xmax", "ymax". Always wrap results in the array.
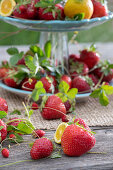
[{"xmin": 0, "ymin": 12, "xmax": 113, "ymax": 98}]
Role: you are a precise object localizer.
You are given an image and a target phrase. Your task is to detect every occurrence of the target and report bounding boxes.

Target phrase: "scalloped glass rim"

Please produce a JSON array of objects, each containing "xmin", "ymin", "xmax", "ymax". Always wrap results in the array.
[{"xmin": 0, "ymin": 11, "xmax": 113, "ymax": 32}]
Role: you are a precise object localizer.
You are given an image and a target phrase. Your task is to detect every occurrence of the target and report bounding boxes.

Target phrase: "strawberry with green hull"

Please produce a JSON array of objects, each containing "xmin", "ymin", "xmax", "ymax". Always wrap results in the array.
[
  {"xmin": 3, "ymin": 77, "xmax": 19, "ymax": 88},
  {"xmin": 80, "ymin": 44, "xmax": 100, "ymax": 69},
  {"xmin": 91, "ymin": 0, "xmax": 108, "ymax": 18},
  {"xmin": 61, "ymin": 75, "xmax": 72, "ymax": 89},
  {"xmin": 61, "ymin": 124, "xmax": 96, "ymax": 157},
  {"xmin": 0, "ymin": 97, "xmax": 8, "ymax": 113},
  {"xmin": 41, "ymin": 95, "xmax": 66, "ymax": 120},
  {"xmin": 69, "ymin": 54, "xmax": 80, "ymax": 64},
  {"xmin": 0, "ymin": 119, "xmax": 7, "ymax": 142},
  {"xmin": 0, "ymin": 68, "xmax": 9, "ymax": 79},
  {"xmin": 30, "ymin": 138, "xmax": 53, "ymax": 160},
  {"xmin": 36, "ymin": 0, "xmax": 65, "ymax": 20},
  {"xmin": 88, "ymin": 74, "xmax": 99, "ymax": 85},
  {"xmin": 21, "ymin": 78, "xmax": 37, "ymax": 91},
  {"xmin": 74, "ymin": 118, "xmax": 91, "ymax": 131}
]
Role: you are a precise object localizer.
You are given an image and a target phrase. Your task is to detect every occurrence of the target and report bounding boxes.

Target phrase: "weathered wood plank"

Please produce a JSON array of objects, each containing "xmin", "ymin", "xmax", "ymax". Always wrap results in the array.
[{"xmin": 0, "ymin": 128, "xmax": 113, "ymax": 170}]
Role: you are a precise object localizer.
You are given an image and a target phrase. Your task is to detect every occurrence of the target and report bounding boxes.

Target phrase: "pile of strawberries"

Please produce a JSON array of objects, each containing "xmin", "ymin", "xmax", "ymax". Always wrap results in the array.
[
  {"xmin": 0, "ymin": 96, "xmax": 96, "ymax": 159},
  {"xmin": 12, "ymin": 0, "xmax": 108, "ymax": 20}
]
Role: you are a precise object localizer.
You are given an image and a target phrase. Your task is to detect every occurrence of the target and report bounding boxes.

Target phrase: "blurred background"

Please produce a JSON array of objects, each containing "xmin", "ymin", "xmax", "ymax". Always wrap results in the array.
[{"xmin": 0, "ymin": 0, "xmax": 113, "ymax": 45}]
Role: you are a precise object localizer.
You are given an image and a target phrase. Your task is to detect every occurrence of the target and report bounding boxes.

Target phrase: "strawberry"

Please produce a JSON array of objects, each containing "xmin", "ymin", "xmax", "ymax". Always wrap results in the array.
[
  {"xmin": 7, "ymin": 117, "xmax": 22, "ymax": 127},
  {"xmin": 70, "ymin": 61, "xmax": 89, "ymax": 79},
  {"xmin": 41, "ymin": 95, "xmax": 66, "ymax": 120},
  {"xmin": 0, "ymin": 119, "xmax": 7, "ymax": 142},
  {"xmin": 88, "ymin": 74, "xmax": 98, "ymax": 85},
  {"xmin": 69, "ymin": 54, "xmax": 80, "ymax": 64},
  {"xmin": 0, "ymin": 97, "xmax": 8, "ymax": 113},
  {"xmin": 61, "ymin": 75, "xmax": 72, "ymax": 89},
  {"xmin": 37, "ymin": 1, "xmax": 65, "ymax": 20},
  {"xmin": 72, "ymin": 76, "xmax": 93, "ymax": 93},
  {"xmin": 32, "ymin": 129, "xmax": 45, "ymax": 138},
  {"xmin": 3, "ymin": 77, "xmax": 18, "ymax": 88},
  {"xmin": 0, "ymin": 68, "xmax": 9, "ymax": 79},
  {"xmin": 30, "ymin": 138, "xmax": 53, "ymax": 160},
  {"xmin": 21, "ymin": 78, "xmax": 37, "ymax": 91},
  {"xmin": 74, "ymin": 118, "xmax": 91, "ymax": 131},
  {"xmin": 9, "ymin": 134, "xmax": 16, "ymax": 139},
  {"xmin": 40, "ymin": 75, "xmax": 57, "ymax": 93},
  {"xmin": 91, "ymin": 0, "xmax": 108, "ymax": 18},
  {"xmin": 80, "ymin": 45, "xmax": 100, "ymax": 69},
  {"xmin": 64, "ymin": 100, "xmax": 71, "ymax": 112},
  {"xmin": 31, "ymin": 102, "xmax": 39, "ymax": 110},
  {"xmin": 61, "ymin": 124, "xmax": 96, "ymax": 156},
  {"xmin": 62, "ymin": 115, "xmax": 69, "ymax": 122},
  {"xmin": 17, "ymin": 57, "xmax": 25, "ymax": 65},
  {"xmin": 1, "ymin": 148, "xmax": 9, "ymax": 158}
]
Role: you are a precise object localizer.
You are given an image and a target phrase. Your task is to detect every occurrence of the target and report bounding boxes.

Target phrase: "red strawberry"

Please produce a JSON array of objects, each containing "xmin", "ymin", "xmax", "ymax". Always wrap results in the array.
[
  {"xmin": 61, "ymin": 124, "xmax": 96, "ymax": 156},
  {"xmin": 88, "ymin": 74, "xmax": 98, "ymax": 85},
  {"xmin": 3, "ymin": 77, "xmax": 18, "ymax": 88},
  {"xmin": 69, "ymin": 54, "xmax": 80, "ymax": 64},
  {"xmin": 41, "ymin": 95, "xmax": 66, "ymax": 120},
  {"xmin": 62, "ymin": 115, "xmax": 69, "ymax": 122},
  {"xmin": 80, "ymin": 45, "xmax": 100, "ymax": 69},
  {"xmin": 31, "ymin": 102, "xmax": 39, "ymax": 110},
  {"xmin": 70, "ymin": 61, "xmax": 89, "ymax": 79},
  {"xmin": 0, "ymin": 68, "xmax": 9, "ymax": 79},
  {"xmin": 32, "ymin": 129, "xmax": 45, "ymax": 138},
  {"xmin": 9, "ymin": 134, "xmax": 16, "ymax": 139},
  {"xmin": 72, "ymin": 76, "xmax": 92, "ymax": 93},
  {"xmin": 91, "ymin": 0, "xmax": 108, "ymax": 18},
  {"xmin": 61, "ymin": 75, "xmax": 72, "ymax": 89},
  {"xmin": 0, "ymin": 119, "xmax": 7, "ymax": 142},
  {"xmin": 0, "ymin": 97, "xmax": 8, "ymax": 113},
  {"xmin": 38, "ymin": 4, "xmax": 65, "ymax": 20},
  {"xmin": 1, "ymin": 148, "xmax": 9, "ymax": 158},
  {"xmin": 30, "ymin": 138, "xmax": 53, "ymax": 160},
  {"xmin": 17, "ymin": 57, "xmax": 25, "ymax": 65},
  {"xmin": 64, "ymin": 100, "xmax": 71, "ymax": 112},
  {"xmin": 7, "ymin": 117, "xmax": 22, "ymax": 127},
  {"xmin": 40, "ymin": 75, "xmax": 56, "ymax": 93},
  {"xmin": 74, "ymin": 118, "xmax": 91, "ymax": 131},
  {"xmin": 21, "ymin": 78, "xmax": 37, "ymax": 91}
]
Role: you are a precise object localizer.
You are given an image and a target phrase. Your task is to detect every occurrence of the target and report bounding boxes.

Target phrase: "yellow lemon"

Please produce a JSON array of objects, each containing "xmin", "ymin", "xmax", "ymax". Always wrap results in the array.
[
  {"xmin": 54, "ymin": 122, "xmax": 68, "ymax": 144},
  {"xmin": 0, "ymin": 0, "xmax": 16, "ymax": 17},
  {"xmin": 64, "ymin": 0, "xmax": 94, "ymax": 19}
]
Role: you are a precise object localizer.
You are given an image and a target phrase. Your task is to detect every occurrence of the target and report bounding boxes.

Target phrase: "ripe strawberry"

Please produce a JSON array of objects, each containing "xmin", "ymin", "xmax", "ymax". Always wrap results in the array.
[
  {"xmin": 62, "ymin": 115, "xmax": 69, "ymax": 122},
  {"xmin": 1, "ymin": 148, "xmax": 9, "ymax": 158},
  {"xmin": 31, "ymin": 102, "xmax": 39, "ymax": 110},
  {"xmin": 72, "ymin": 76, "xmax": 93, "ymax": 93},
  {"xmin": 17, "ymin": 57, "xmax": 25, "ymax": 65},
  {"xmin": 0, "ymin": 119, "xmax": 7, "ymax": 142},
  {"xmin": 70, "ymin": 61, "xmax": 89, "ymax": 79},
  {"xmin": 80, "ymin": 45, "xmax": 100, "ymax": 69},
  {"xmin": 40, "ymin": 75, "xmax": 57, "ymax": 93},
  {"xmin": 0, "ymin": 68, "xmax": 9, "ymax": 79},
  {"xmin": 41, "ymin": 95, "xmax": 66, "ymax": 120},
  {"xmin": 91, "ymin": 0, "xmax": 108, "ymax": 18},
  {"xmin": 88, "ymin": 74, "xmax": 98, "ymax": 85},
  {"xmin": 37, "ymin": 3, "xmax": 65, "ymax": 20},
  {"xmin": 30, "ymin": 138, "xmax": 53, "ymax": 160},
  {"xmin": 0, "ymin": 97, "xmax": 8, "ymax": 113},
  {"xmin": 61, "ymin": 124, "xmax": 96, "ymax": 156},
  {"xmin": 9, "ymin": 134, "xmax": 16, "ymax": 139},
  {"xmin": 69, "ymin": 54, "xmax": 80, "ymax": 64},
  {"xmin": 7, "ymin": 117, "xmax": 22, "ymax": 127},
  {"xmin": 32, "ymin": 129, "xmax": 45, "ymax": 138},
  {"xmin": 64, "ymin": 100, "xmax": 71, "ymax": 112},
  {"xmin": 21, "ymin": 78, "xmax": 37, "ymax": 91},
  {"xmin": 74, "ymin": 118, "xmax": 91, "ymax": 131},
  {"xmin": 61, "ymin": 75, "xmax": 72, "ymax": 89},
  {"xmin": 3, "ymin": 77, "xmax": 18, "ymax": 88}
]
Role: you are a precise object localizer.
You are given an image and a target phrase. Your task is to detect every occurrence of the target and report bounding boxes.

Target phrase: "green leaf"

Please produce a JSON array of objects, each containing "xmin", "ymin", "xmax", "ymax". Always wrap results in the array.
[
  {"xmin": 10, "ymin": 110, "xmax": 21, "ymax": 115},
  {"xmin": 25, "ymin": 55, "xmax": 35, "ymax": 72},
  {"xmin": 90, "ymin": 89, "xmax": 101, "ymax": 98},
  {"xmin": 67, "ymin": 88, "xmax": 78, "ymax": 99},
  {"xmin": 17, "ymin": 120, "xmax": 35, "ymax": 134},
  {"xmin": 8, "ymin": 132, "xmax": 24, "ymax": 143},
  {"xmin": 51, "ymin": 152, "xmax": 62, "ymax": 159},
  {"xmin": 32, "ymin": 88, "xmax": 46, "ymax": 101},
  {"xmin": 56, "ymin": 93, "xmax": 67, "ymax": 103},
  {"xmin": 0, "ymin": 111, "xmax": 7, "ymax": 119},
  {"xmin": 30, "ymin": 45, "xmax": 44, "ymax": 58},
  {"xmin": 99, "ymin": 90, "xmax": 109, "ymax": 106},
  {"xmin": 29, "ymin": 110, "xmax": 34, "ymax": 118},
  {"xmin": 74, "ymin": 13, "xmax": 85, "ymax": 20},
  {"xmin": 58, "ymin": 81, "xmax": 69, "ymax": 94},
  {"xmin": 10, "ymin": 52, "xmax": 24, "ymax": 66},
  {"xmin": 0, "ymin": 126, "xmax": 4, "ymax": 130},
  {"xmin": 44, "ymin": 40, "xmax": 51, "ymax": 58},
  {"xmin": 102, "ymin": 85, "xmax": 113, "ymax": 95},
  {"xmin": 7, "ymin": 47, "xmax": 19, "ymax": 55},
  {"xmin": 35, "ymin": 81, "xmax": 43, "ymax": 89},
  {"xmin": 7, "ymin": 125, "xmax": 24, "ymax": 135}
]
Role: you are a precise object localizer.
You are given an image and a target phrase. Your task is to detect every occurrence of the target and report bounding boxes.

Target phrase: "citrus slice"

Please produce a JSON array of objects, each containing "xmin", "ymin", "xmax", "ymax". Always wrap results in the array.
[
  {"xmin": 54, "ymin": 122, "xmax": 68, "ymax": 144},
  {"xmin": 0, "ymin": 0, "xmax": 16, "ymax": 17}
]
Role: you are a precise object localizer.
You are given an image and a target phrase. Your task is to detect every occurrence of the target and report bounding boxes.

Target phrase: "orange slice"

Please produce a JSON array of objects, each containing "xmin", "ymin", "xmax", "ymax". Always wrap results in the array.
[
  {"xmin": 0, "ymin": 0, "xmax": 16, "ymax": 17},
  {"xmin": 54, "ymin": 122, "xmax": 68, "ymax": 144}
]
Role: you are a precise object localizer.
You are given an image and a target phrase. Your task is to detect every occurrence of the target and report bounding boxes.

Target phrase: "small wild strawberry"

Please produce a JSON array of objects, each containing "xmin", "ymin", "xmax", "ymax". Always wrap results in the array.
[
  {"xmin": 1, "ymin": 148, "xmax": 9, "ymax": 158},
  {"xmin": 31, "ymin": 102, "xmax": 39, "ymax": 110},
  {"xmin": 32, "ymin": 129, "xmax": 45, "ymax": 138},
  {"xmin": 9, "ymin": 134, "xmax": 16, "ymax": 139}
]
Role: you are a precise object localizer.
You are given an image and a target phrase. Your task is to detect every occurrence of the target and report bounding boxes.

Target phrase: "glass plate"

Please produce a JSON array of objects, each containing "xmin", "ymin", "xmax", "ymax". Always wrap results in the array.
[{"xmin": 0, "ymin": 12, "xmax": 113, "ymax": 32}]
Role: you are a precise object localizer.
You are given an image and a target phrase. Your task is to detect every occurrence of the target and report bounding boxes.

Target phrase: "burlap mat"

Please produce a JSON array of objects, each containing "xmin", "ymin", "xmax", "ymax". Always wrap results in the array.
[{"xmin": 0, "ymin": 87, "xmax": 113, "ymax": 129}]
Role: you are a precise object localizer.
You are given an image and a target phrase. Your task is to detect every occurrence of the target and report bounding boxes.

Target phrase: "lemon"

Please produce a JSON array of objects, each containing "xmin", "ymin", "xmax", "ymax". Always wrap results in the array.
[
  {"xmin": 64, "ymin": 0, "xmax": 94, "ymax": 19},
  {"xmin": 0, "ymin": 0, "xmax": 16, "ymax": 17},
  {"xmin": 54, "ymin": 122, "xmax": 68, "ymax": 144}
]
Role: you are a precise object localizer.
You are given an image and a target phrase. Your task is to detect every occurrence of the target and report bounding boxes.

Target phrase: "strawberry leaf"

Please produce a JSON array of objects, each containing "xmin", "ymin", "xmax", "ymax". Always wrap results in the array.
[
  {"xmin": 0, "ymin": 111, "xmax": 7, "ymax": 119},
  {"xmin": 30, "ymin": 45, "xmax": 44, "ymax": 58},
  {"xmin": 7, "ymin": 47, "xmax": 19, "ymax": 55},
  {"xmin": 0, "ymin": 126, "xmax": 4, "ymax": 130},
  {"xmin": 17, "ymin": 120, "xmax": 35, "ymax": 134},
  {"xmin": 29, "ymin": 110, "xmax": 34, "ymax": 118},
  {"xmin": 56, "ymin": 93, "xmax": 67, "ymax": 103},
  {"xmin": 58, "ymin": 81, "xmax": 69, "ymax": 93},
  {"xmin": 44, "ymin": 40, "xmax": 51, "ymax": 58},
  {"xmin": 90, "ymin": 89, "xmax": 101, "ymax": 98},
  {"xmin": 10, "ymin": 110, "xmax": 21, "ymax": 115},
  {"xmin": 74, "ymin": 13, "xmax": 85, "ymax": 20},
  {"xmin": 99, "ymin": 90, "xmax": 109, "ymax": 106},
  {"xmin": 10, "ymin": 52, "xmax": 24, "ymax": 66},
  {"xmin": 67, "ymin": 88, "xmax": 78, "ymax": 100},
  {"xmin": 51, "ymin": 152, "xmax": 62, "ymax": 159},
  {"xmin": 102, "ymin": 85, "xmax": 113, "ymax": 95},
  {"xmin": 35, "ymin": 81, "xmax": 43, "ymax": 89}
]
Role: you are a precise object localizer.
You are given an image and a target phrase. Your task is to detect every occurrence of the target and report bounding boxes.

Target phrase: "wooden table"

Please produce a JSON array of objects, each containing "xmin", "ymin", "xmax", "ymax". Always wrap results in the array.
[{"xmin": 0, "ymin": 44, "xmax": 113, "ymax": 169}]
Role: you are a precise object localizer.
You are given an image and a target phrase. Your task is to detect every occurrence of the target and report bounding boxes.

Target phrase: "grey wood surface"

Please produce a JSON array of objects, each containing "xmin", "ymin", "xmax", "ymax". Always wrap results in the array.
[{"xmin": 0, "ymin": 127, "xmax": 113, "ymax": 170}]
